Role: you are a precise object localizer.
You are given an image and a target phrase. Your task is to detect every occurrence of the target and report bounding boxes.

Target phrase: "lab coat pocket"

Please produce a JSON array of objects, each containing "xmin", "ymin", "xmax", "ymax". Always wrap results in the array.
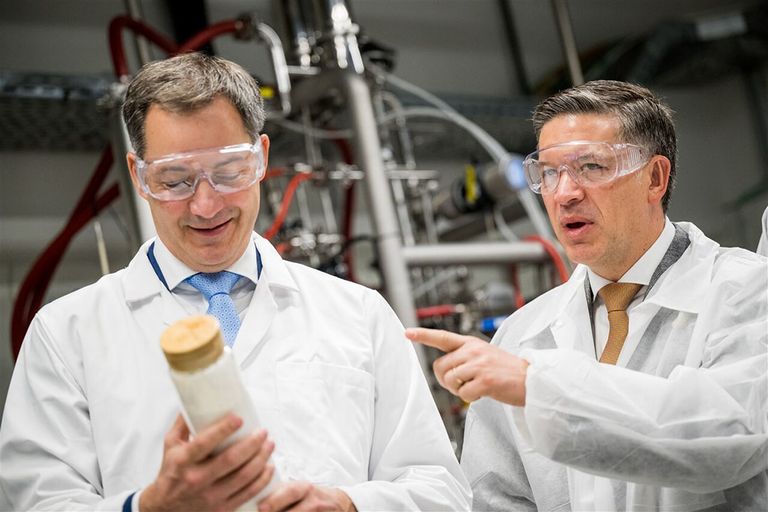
[{"xmin": 275, "ymin": 361, "xmax": 374, "ymax": 485}]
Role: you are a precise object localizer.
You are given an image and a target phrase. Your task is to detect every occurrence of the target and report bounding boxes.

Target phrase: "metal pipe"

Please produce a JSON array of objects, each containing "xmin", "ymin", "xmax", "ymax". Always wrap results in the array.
[
  {"xmin": 381, "ymin": 91, "xmax": 417, "ymax": 169},
  {"xmin": 289, "ymin": 69, "xmax": 418, "ymax": 331},
  {"xmin": 550, "ymin": 0, "xmax": 584, "ymax": 86},
  {"xmin": 256, "ymin": 21, "xmax": 293, "ymax": 117},
  {"xmin": 109, "ymin": 101, "xmax": 155, "ymax": 247},
  {"xmin": 391, "ymin": 179, "xmax": 416, "ymax": 246},
  {"xmin": 402, "ymin": 241, "xmax": 547, "ymax": 266},
  {"xmin": 498, "ymin": 0, "xmax": 531, "ymax": 95},
  {"xmin": 343, "ymin": 72, "xmax": 419, "ymax": 327},
  {"xmin": 312, "ymin": 0, "xmax": 364, "ymax": 73},
  {"xmin": 272, "ymin": 0, "xmax": 316, "ymax": 68},
  {"xmin": 122, "ymin": 0, "xmax": 153, "ymax": 65},
  {"xmin": 319, "ymin": 188, "xmax": 338, "ymax": 234}
]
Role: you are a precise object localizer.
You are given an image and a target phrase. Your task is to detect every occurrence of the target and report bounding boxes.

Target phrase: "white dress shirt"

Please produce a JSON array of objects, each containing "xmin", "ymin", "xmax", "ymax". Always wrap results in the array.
[{"xmin": 587, "ymin": 219, "xmax": 675, "ymax": 356}]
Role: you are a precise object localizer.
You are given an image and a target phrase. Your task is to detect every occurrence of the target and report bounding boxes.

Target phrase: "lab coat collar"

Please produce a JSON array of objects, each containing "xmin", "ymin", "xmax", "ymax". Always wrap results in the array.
[
  {"xmin": 513, "ymin": 265, "xmax": 590, "ymax": 345},
  {"xmin": 640, "ymin": 222, "xmax": 715, "ymax": 314},
  {"xmin": 514, "ymin": 223, "xmax": 713, "ymax": 356},
  {"xmin": 123, "ymin": 238, "xmax": 165, "ymax": 304},
  {"xmin": 231, "ymin": 233, "xmax": 300, "ymax": 366},
  {"xmin": 251, "ymin": 232, "xmax": 300, "ymax": 295},
  {"xmin": 547, "ymin": 266, "xmax": 598, "ymax": 355},
  {"xmin": 122, "ymin": 233, "xmax": 303, "ymax": 366},
  {"xmin": 122, "ymin": 233, "xmax": 301, "ymax": 304}
]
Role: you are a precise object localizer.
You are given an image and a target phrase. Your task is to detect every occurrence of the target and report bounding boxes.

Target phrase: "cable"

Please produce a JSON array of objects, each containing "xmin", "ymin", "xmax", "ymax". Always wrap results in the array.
[
  {"xmin": 375, "ymin": 68, "xmax": 554, "ymax": 238},
  {"xmin": 265, "ymin": 167, "xmax": 289, "ymax": 179},
  {"xmin": 331, "ymin": 138, "xmax": 358, "ymax": 283},
  {"xmin": 11, "ymin": 182, "xmax": 119, "ymax": 359},
  {"xmin": 263, "ymin": 173, "xmax": 314, "ymax": 240},
  {"xmin": 108, "ymin": 16, "xmax": 177, "ymax": 79},
  {"xmin": 177, "ymin": 19, "xmax": 240, "ymax": 53},
  {"xmin": 508, "ymin": 264, "xmax": 526, "ymax": 309},
  {"xmin": 416, "ymin": 304, "xmax": 462, "ymax": 319},
  {"xmin": 376, "ymin": 106, "xmax": 553, "ymax": 238},
  {"xmin": 492, "ymin": 204, "xmax": 520, "ymax": 242},
  {"xmin": 378, "ymin": 106, "xmax": 507, "ymax": 163},
  {"xmin": 524, "ymin": 234, "xmax": 570, "ymax": 284}
]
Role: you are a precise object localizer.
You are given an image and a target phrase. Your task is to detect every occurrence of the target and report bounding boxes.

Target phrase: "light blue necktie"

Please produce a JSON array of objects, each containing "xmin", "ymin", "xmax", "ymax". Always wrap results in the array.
[{"xmin": 185, "ymin": 271, "xmax": 241, "ymax": 346}]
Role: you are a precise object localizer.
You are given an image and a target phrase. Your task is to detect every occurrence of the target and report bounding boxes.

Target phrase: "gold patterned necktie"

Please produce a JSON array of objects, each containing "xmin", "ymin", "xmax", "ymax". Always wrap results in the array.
[{"xmin": 598, "ymin": 282, "xmax": 643, "ymax": 365}]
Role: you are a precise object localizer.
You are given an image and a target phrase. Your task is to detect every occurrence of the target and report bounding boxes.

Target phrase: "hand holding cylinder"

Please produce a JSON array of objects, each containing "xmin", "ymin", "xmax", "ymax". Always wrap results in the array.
[
  {"xmin": 140, "ymin": 414, "xmax": 276, "ymax": 512},
  {"xmin": 151, "ymin": 315, "xmax": 282, "ymax": 511}
]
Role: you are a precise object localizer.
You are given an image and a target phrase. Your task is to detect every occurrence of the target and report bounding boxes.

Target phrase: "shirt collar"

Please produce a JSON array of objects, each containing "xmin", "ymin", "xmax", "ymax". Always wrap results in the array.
[
  {"xmin": 587, "ymin": 217, "xmax": 675, "ymax": 298},
  {"xmin": 153, "ymin": 237, "xmax": 259, "ymax": 290}
]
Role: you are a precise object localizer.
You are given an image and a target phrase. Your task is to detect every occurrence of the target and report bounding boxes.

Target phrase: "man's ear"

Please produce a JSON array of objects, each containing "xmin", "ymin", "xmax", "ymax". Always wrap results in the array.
[
  {"xmin": 126, "ymin": 153, "xmax": 149, "ymax": 200},
  {"xmin": 647, "ymin": 155, "xmax": 670, "ymax": 206},
  {"xmin": 260, "ymin": 133, "xmax": 271, "ymax": 170}
]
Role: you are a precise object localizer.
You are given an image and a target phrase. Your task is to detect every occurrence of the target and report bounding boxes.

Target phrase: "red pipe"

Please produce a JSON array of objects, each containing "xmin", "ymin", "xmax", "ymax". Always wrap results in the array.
[
  {"xmin": 509, "ymin": 264, "xmax": 526, "ymax": 309},
  {"xmin": 416, "ymin": 304, "xmax": 461, "ymax": 319},
  {"xmin": 27, "ymin": 185, "xmax": 121, "ymax": 331},
  {"xmin": 11, "ymin": 146, "xmax": 116, "ymax": 358},
  {"xmin": 265, "ymin": 167, "xmax": 288, "ymax": 179},
  {"xmin": 177, "ymin": 19, "xmax": 241, "ymax": 53},
  {"xmin": 524, "ymin": 234, "xmax": 570, "ymax": 284},
  {"xmin": 108, "ymin": 16, "xmax": 178, "ymax": 79},
  {"xmin": 263, "ymin": 173, "xmax": 313, "ymax": 241},
  {"xmin": 332, "ymin": 139, "xmax": 357, "ymax": 282},
  {"xmin": 11, "ymin": 182, "xmax": 119, "ymax": 360}
]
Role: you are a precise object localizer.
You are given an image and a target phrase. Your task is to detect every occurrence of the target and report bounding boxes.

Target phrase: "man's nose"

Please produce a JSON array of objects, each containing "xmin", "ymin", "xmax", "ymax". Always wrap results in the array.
[
  {"xmin": 551, "ymin": 166, "xmax": 584, "ymax": 204},
  {"xmin": 188, "ymin": 178, "xmax": 224, "ymax": 218}
]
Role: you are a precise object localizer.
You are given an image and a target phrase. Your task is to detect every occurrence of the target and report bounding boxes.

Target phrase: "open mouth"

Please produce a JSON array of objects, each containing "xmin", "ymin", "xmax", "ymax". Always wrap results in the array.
[{"xmin": 565, "ymin": 221, "xmax": 587, "ymax": 230}]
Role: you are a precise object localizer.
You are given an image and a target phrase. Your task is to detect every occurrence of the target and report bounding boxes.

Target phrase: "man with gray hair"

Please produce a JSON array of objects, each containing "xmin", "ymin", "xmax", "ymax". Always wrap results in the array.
[
  {"xmin": 0, "ymin": 53, "xmax": 470, "ymax": 512},
  {"xmin": 409, "ymin": 80, "xmax": 767, "ymax": 511}
]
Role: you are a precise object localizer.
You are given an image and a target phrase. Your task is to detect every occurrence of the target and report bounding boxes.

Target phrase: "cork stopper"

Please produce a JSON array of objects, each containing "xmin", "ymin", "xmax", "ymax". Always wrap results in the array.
[{"xmin": 161, "ymin": 315, "xmax": 224, "ymax": 372}]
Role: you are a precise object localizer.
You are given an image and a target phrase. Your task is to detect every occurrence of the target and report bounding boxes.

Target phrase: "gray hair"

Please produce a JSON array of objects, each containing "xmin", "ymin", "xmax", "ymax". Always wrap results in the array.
[
  {"xmin": 122, "ymin": 52, "xmax": 265, "ymax": 158},
  {"xmin": 532, "ymin": 80, "xmax": 677, "ymax": 212}
]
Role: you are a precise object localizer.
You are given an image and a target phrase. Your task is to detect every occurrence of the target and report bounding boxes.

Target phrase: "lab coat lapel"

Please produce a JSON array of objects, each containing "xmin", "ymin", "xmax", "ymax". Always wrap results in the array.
[
  {"xmin": 641, "ymin": 240, "xmax": 710, "ymax": 315},
  {"xmin": 122, "ymin": 239, "xmax": 188, "ymax": 344},
  {"xmin": 232, "ymin": 274, "xmax": 277, "ymax": 366},
  {"xmin": 617, "ymin": 223, "xmax": 710, "ymax": 366},
  {"xmin": 232, "ymin": 234, "xmax": 301, "ymax": 367},
  {"xmin": 549, "ymin": 273, "xmax": 596, "ymax": 357}
]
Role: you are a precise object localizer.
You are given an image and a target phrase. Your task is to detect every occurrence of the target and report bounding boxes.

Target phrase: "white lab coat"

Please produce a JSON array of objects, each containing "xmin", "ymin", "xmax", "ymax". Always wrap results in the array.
[
  {"xmin": 462, "ymin": 222, "xmax": 768, "ymax": 511},
  {"xmin": 757, "ymin": 205, "xmax": 768, "ymax": 257},
  {"xmin": 0, "ymin": 234, "xmax": 471, "ymax": 511}
]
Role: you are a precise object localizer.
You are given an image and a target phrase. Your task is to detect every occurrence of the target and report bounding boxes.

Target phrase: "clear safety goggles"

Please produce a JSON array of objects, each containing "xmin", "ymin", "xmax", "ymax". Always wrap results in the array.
[
  {"xmin": 522, "ymin": 141, "xmax": 651, "ymax": 194},
  {"xmin": 135, "ymin": 142, "xmax": 266, "ymax": 201}
]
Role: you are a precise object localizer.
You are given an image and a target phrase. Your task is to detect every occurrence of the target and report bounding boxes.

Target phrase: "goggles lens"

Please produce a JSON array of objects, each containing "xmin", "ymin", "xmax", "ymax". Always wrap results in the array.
[
  {"xmin": 522, "ymin": 141, "xmax": 650, "ymax": 194},
  {"xmin": 136, "ymin": 142, "xmax": 266, "ymax": 201}
]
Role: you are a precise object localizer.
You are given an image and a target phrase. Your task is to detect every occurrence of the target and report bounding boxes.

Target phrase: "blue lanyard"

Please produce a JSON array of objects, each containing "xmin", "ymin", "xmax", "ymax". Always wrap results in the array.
[{"xmin": 147, "ymin": 241, "xmax": 263, "ymax": 292}]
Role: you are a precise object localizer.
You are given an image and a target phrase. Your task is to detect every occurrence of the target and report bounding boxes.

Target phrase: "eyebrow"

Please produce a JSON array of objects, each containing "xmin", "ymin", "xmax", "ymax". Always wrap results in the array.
[
  {"xmin": 213, "ymin": 154, "xmax": 246, "ymax": 170},
  {"xmin": 155, "ymin": 164, "xmax": 191, "ymax": 173}
]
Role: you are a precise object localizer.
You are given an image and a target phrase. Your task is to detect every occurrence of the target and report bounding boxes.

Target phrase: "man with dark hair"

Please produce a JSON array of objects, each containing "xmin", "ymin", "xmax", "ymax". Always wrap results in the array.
[
  {"xmin": 409, "ymin": 80, "xmax": 768, "ymax": 511},
  {"xmin": 0, "ymin": 53, "xmax": 471, "ymax": 512}
]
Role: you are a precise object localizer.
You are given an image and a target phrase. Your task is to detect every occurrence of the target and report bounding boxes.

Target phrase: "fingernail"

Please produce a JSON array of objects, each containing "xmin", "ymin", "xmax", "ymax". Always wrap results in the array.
[
  {"xmin": 229, "ymin": 416, "xmax": 243, "ymax": 429},
  {"xmin": 259, "ymin": 504, "xmax": 271, "ymax": 512}
]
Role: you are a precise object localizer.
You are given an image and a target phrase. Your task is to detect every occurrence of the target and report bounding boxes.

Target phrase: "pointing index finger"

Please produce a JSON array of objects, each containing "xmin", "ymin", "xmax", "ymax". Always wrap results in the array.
[{"xmin": 405, "ymin": 327, "xmax": 467, "ymax": 353}]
